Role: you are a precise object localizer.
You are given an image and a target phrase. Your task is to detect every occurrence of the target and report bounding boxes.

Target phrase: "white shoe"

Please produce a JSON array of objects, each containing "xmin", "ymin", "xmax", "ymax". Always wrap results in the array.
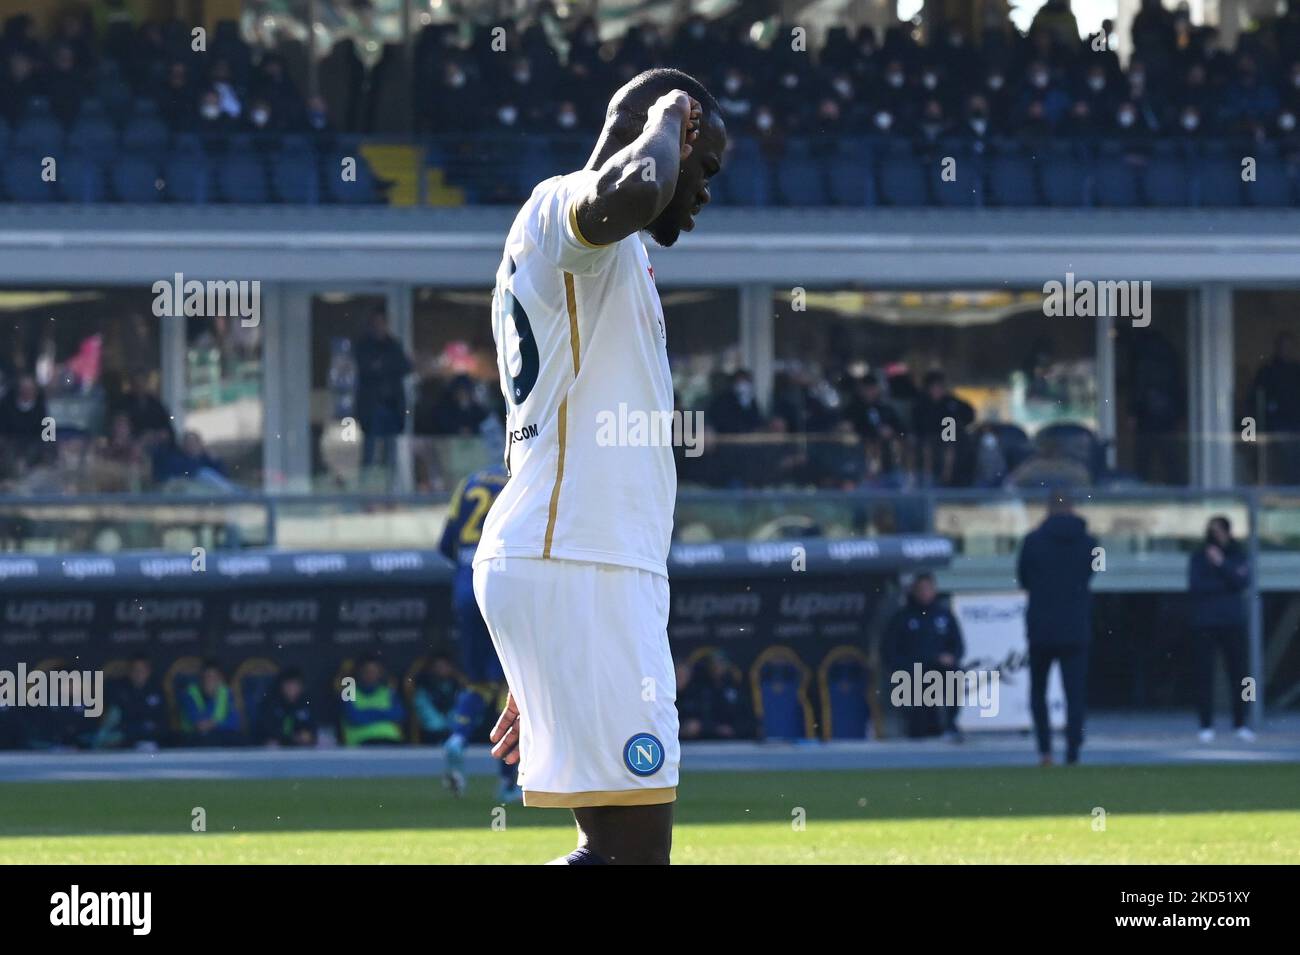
[
  {"xmin": 1197, "ymin": 728, "xmax": 1216, "ymax": 744},
  {"xmin": 1235, "ymin": 726, "xmax": 1257, "ymax": 743}
]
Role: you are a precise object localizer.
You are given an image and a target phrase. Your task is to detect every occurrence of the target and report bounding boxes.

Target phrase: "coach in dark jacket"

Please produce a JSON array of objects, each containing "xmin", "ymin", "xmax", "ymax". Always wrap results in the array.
[
  {"xmin": 884, "ymin": 573, "xmax": 965, "ymax": 738},
  {"xmin": 1187, "ymin": 516, "xmax": 1250, "ymax": 738},
  {"xmin": 1016, "ymin": 492, "xmax": 1097, "ymax": 764}
]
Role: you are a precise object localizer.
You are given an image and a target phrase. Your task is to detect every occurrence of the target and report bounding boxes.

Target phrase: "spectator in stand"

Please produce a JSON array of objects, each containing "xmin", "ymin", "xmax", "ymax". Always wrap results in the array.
[
  {"xmin": 707, "ymin": 369, "xmax": 764, "ymax": 434},
  {"xmin": 353, "ymin": 309, "xmax": 412, "ymax": 480},
  {"xmin": 912, "ymin": 369, "xmax": 974, "ymax": 487},
  {"xmin": 1017, "ymin": 490, "xmax": 1097, "ymax": 765},
  {"xmin": 678, "ymin": 653, "xmax": 753, "ymax": 741},
  {"xmin": 157, "ymin": 60, "xmax": 196, "ymax": 129},
  {"xmin": 93, "ymin": 411, "xmax": 146, "ymax": 492},
  {"xmin": 0, "ymin": 374, "xmax": 48, "ymax": 447},
  {"xmin": 180, "ymin": 661, "xmax": 244, "ymax": 747},
  {"xmin": 845, "ymin": 373, "xmax": 906, "ymax": 484},
  {"xmin": 1249, "ymin": 332, "xmax": 1300, "ymax": 483},
  {"xmin": 152, "ymin": 428, "xmax": 236, "ymax": 490},
  {"xmin": 1187, "ymin": 516, "xmax": 1254, "ymax": 743},
  {"xmin": 341, "ymin": 654, "xmax": 405, "ymax": 746},
  {"xmin": 255, "ymin": 668, "xmax": 317, "ymax": 747},
  {"xmin": 883, "ymin": 573, "xmax": 965, "ymax": 740},
  {"xmin": 429, "ymin": 374, "xmax": 489, "ymax": 436},
  {"xmin": 115, "ymin": 370, "xmax": 172, "ymax": 445},
  {"xmin": 95, "ymin": 654, "xmax": 168, "ymax": 750}
]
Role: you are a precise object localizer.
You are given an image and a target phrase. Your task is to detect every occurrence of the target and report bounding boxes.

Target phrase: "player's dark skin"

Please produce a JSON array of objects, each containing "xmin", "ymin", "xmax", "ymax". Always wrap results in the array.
[{"xmin": 489, "ymin": 83, "xmax": 726, "ymax": 865}]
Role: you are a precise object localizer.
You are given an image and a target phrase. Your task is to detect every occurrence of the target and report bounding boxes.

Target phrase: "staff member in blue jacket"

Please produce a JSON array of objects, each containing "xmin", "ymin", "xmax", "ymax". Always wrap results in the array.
[
  {"xmin": 1017, "ymin": 491, "xmax": 1097, "ymax": 765},
  {"xmin": 1187, "ymin": 516, "xmax": 1255, "ymax": 743},
  {"xmin": 883, "ymin": 573, "xmax": 965, "ymax": 740}
]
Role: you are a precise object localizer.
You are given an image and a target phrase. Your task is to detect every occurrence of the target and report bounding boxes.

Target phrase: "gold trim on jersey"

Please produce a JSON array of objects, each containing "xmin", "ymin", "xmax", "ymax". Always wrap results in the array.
[
  {"xmin": 524, "ymin": 786, "xmax": 677, "ymax": 808},
  {"xmin": 542, "ymin": 273, "xmax": 583, "ymax": 558},
  {"xmin": 567, "ymin": 200, "xmax": 608, "ymax": 249}
]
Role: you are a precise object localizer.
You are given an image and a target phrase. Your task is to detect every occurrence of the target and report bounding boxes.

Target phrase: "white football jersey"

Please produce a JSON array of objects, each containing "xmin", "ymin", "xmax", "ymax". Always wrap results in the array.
[{"xmin": 474, "ymin": 170, "xmax": 677, "ymax": 578}]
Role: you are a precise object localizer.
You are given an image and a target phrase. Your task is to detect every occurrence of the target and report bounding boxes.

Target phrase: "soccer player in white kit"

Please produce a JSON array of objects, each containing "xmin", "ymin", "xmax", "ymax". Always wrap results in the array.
[{"xmin": 474, "ymin": 68, "xmax": 726, "ymax": 864}]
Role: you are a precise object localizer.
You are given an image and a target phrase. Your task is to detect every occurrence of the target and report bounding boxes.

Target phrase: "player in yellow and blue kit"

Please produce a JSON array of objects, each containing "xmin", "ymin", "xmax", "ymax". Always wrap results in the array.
[{"xmin": 438, "ymin": 463, "xmax": 520, "ymax": 802}]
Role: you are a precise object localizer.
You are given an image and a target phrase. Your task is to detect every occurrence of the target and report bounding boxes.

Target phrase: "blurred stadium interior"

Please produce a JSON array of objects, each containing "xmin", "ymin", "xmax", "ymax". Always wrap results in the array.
[{"xmin": 0, "ymin": 0, "xmax": 1299, "ymax": 764}]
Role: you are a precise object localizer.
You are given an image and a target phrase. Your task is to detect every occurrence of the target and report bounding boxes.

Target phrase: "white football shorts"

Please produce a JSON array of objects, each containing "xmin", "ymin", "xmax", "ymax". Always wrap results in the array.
[{"xmin": 472, "ymin": 555, "xmax": 679, "ymax": 808}]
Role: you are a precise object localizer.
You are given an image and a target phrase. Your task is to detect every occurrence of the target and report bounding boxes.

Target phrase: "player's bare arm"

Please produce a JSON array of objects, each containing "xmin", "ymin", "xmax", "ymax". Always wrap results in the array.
[{"xmin": 572, "ymin": 91, "xmax": 701, "ymax": 246}]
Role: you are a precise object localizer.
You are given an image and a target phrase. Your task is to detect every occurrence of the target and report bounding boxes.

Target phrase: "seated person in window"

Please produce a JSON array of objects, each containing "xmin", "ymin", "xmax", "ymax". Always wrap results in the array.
[
  {"xmin": 341, "ymin": 654, "xmax": 405, "ymax": 746},
  {"xmin": 256, "ymin": 668, "xmax": 317, "ymax": 747},
  {"xmin": 678, "ymin": 653, "xmax": 754, "ymax": 741},
  {"xmin": 412, "ymin": 654, "xmax": 463, "ymax": 743},
  {"xmin": 180, "ymin": 660, "xmax": 244, "ymax": 746},
  {"xmin": 95, "ymin": 653, "xmax": 168, "ymax": 749}
]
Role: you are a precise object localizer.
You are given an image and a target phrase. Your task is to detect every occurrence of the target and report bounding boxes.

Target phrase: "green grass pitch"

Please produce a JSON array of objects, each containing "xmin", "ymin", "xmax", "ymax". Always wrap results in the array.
[{"xmin": 1, "ymin": 764, "xmax": 1296, "ymax": 864}]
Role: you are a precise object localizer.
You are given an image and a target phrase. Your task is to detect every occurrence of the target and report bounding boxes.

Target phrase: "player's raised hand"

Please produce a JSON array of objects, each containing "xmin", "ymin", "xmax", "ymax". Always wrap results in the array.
[
  {"xmin": 650, "ymin": 90, "xmax": 701, "ymax": 162},
  {"xmin": 489, "ymin": 691, "xmax": 522, "ymax": 765}
]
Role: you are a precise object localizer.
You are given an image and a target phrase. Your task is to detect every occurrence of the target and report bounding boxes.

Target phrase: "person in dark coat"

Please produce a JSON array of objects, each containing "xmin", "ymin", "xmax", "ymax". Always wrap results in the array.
[
  {"xmin": 1187, "ymin": 516, "xmax": 1254, "ymax": 742},
  {"xmin": 1016, "ymin": 491, "xmax": 1098, "ymax": 764},
  {"xmin": 883, "ymin": 572, "xmax": 965, "ymax": 739},
  {"xmin": 353, "ymin": 309, "xmax": 413, "ymax": 476}
]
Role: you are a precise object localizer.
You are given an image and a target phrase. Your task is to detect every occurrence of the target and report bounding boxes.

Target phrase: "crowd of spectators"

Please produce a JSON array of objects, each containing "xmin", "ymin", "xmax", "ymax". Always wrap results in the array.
[
  {"xmin": 0, "ymin": 364, "xmax": 235, "ymax": 495},
  {"xmin": 419, "ymin": 1, "xmax": 1300, "ymax": 155}
]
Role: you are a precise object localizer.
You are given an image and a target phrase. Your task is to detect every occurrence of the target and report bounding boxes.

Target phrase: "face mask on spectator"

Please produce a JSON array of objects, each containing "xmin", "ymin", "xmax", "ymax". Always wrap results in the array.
[
  {"xmin": 1292, "ymin": 72, "xmax": 1300, "ymax": 89},
  {"xmin": 970, "ymin": 117, "xmax": 988, "ymax": 135},
  {"xmin": 1088, "ymin": 75, "xmax": 1105, "ymax": 92},
  {"xmin": 1118, "ymin": 108, "xmax": 1136, "ymax": 127},
  {"xmin": 886, "ymin": 70, "xmax": 904, "ymax": 89},
  {"xmin": 922, "ymin": 71, "xmax": 938, "ymax": 90},
  {"xmin": 755, "ymin": 111, "xmax": 774, "ymax": 132},
  {"xmin": 874, "ymin": 110, "xmax": 893, "ymax": 131},
  {"xmin": 725, "ymin": 75, "xmax": 742, "ymax": 94},
  {"xmin": 557, "ymin": 108, "xmax": 577, "ymax": 129},
  {"xmin": 987, "ymin": 73, "xmax": 1004, "ymax": 91},
  {"xmin": 447, "ymin": 69, "xmax": 466, "ymax": 89},
  {"xmin": 498, "ymin": 104, "xmax": 518, "ymax": 126},
  {"xmin": 1031, "ymin": 70, "xmax": 1049, "ymax": 89},
  {"xmin": 1281, "ymin": 111, "xmax": 1297, "ymax": 132},
  {"xmin": 201, "ymin": 102, "xmax": 220, "ymax": 121},
  {"xmin": 833, "ymin": 78, "xmax": 852, "ymax": 98},
  {"xmin": 781, "ymin": 72, "xmax": 798, "ymax": 89},
  {"xmin": 1181, "ymin": 111, "xmax": 1199, "ymax": 131},
  {"xmin": 735, "ymin": 380, "xmax": 754, "ymax": 406},
  {"xmin": 251, "ymin": 108, "xmax": 270, "ymax": 128}
]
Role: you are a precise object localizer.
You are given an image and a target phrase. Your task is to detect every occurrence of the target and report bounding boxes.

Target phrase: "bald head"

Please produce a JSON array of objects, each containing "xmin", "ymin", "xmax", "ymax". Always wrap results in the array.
[{"xmin": 605, "ymin": 67, "xmax": 722, "ymax": 146}]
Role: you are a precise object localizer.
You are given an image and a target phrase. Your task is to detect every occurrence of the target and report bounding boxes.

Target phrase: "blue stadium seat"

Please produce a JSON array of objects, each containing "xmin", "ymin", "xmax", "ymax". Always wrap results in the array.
[
  {"xmin": 820, "ymin": 647, "xmax": 872, "ymax": 740},
  {"xmin": 752, "ymin": 648, "xmax": 812, "ymax": 741},
  {"xmin": 930, "ymin": 157, "xmax": 977, "ymax": 207},
  {"xmin": 324, "ymin": 153, "xmax": 383, "ymax": 204},
  {"xmin": 110, "ymin": 155, "xmax": 161, "ymax": 202},
  {"xmin": 271, "ymin": 153, "xmax": 321, "ymax": 203},
  {"xmin": 216, "ymin": 154, "xmax": 270, "ymax": 203},
  {"xmin": 826, "ymin": 155, "xmax": 874, "ymax": 206},
  {"xmin": 1243, "ymin": 158, "xmax": 1294, "ymax": 207},
  {"xmin": 776, "ymin": 155, "xmax": 828, "ymax": 205},
  {"xmin": 59, "ymin": 155, "xmax": 108, "ymax": 202},
  {"xmin": 877, "ymin": 156, "xmax": 928, "ymax": 205},
  {"xmin": 120, "ymin": 100, "xmax": 170, "ymax": 154},
  {"xmin": 721, "ymin": 152, "xmax": 772, "ymax": 206},
  {"xmin": 68, "ymin": 102, "xmax": 119, "ymax": 157},
  {"xmin": 13, "ymin": 99, "xmax": 65, "ymax": 155},
  {"xmin": 1093, "ymin": 157, "xmax": 1141, "ymax": 207},
  {"xmin": 3, "ymin": 153, "xmax": 62, "ymax": 202},
  {"xmin": 1194, "ymin": 158, "xmax": 1245, "ymax": 207},
  {"xmin": 162, "ymin": 155, "xmax": 212, "ymax": 203},
  {"xmin": 1040, "ymin": 158, "xmax": 1090, "ymax": 206},
  {"xmin": 1142, "ymin": 157, "xmax": 1193, "ymax": 206},
  {"xmin": 987, "ymin": 156, "xmax": 1039, "ymax": 206}
]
